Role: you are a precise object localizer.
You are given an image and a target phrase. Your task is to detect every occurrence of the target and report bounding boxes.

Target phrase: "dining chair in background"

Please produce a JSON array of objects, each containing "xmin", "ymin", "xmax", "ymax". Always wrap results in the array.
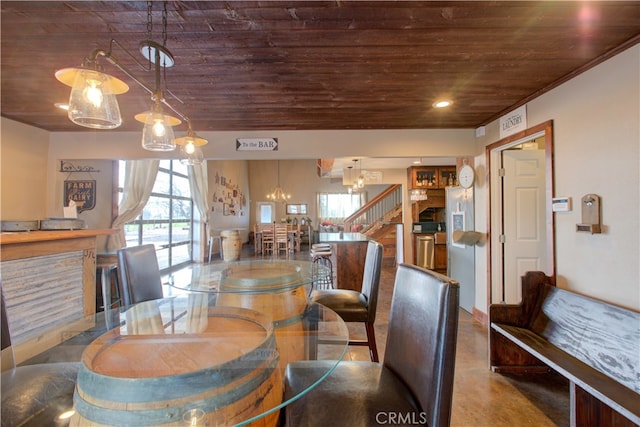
[
  {"xmin": 288, "ymin": 223, "xmax": 302, "ymax": 252},
  {"xmin": 261, "ymin": 224, "xmax": 275, "ymax": 255},
  {"xmin": 284, "ymin": 263, "xmax": 460, "ymax": 427},
  {"xmin": 275, "ymin": 225, "xmax": 289, "ymax": 257},
  {"xmin": 310, "ymin": 240, "xmax": 383, "ymax": 361},
  {"xmin": 116, "ymin": 244, "xmax": 164, "ymax": 308}
]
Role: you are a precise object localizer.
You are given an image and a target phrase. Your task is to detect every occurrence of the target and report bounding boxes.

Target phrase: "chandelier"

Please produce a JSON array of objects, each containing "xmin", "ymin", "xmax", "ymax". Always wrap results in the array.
[
  {"xmin": 54, "ymin": 1, "xmax": 208, "ymax": 159},
  {"xmin": 266, "ymin": 161, "xmax": 291, "ymax": 203},
  {"xmin": 410, "ymin": 188, "xmax": 428, "ymax": 201}
]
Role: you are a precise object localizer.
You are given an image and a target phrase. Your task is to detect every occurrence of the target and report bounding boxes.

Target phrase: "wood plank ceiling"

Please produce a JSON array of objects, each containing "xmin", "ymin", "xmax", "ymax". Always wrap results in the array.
[{"xmin": 1, "ymin": 1, "xmax": 639, "ymax": 133}]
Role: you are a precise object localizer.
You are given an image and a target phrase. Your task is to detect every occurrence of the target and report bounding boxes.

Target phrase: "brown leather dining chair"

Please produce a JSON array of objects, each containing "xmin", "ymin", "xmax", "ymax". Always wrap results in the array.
[
  {"xmin": 116, "ymin": 244, "xmax": 164, "ymax": 308},
  {"xmin": 309, "ymin": 240, "xmax": 383, "ymax": 362},
  {"xmin": 284, "ymin": 263, "xmax": 460, "ymax": 427}
]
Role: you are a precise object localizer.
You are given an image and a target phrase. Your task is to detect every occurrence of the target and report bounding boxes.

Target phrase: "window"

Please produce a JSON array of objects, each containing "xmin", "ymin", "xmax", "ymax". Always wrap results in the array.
[
  {"xmin": 317, "ymin": 192, "xmax": 365, "ymax": 220},
  {"xmin": 118, "ymin": 160, "xmax": 194, "ymax": 271},
  {"xmin": 256, "ymin": 202, "xmax": 275, "ymax": 224}
]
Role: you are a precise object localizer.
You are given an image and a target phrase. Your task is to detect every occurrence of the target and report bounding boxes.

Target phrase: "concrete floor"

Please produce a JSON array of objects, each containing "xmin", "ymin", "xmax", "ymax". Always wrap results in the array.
[{"xmin": 208, "ymin": 244, "xmax": 571, "ymax": 427}]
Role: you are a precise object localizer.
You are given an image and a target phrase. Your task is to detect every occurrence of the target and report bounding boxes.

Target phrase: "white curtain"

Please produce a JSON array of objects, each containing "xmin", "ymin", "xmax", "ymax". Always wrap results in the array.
[
  {"xmin": 107, "ymin": 160, "xmax": 160, "ymax": 251},
  {"xmin": 188, "ymin": 161, "xmax": 211, "ymax": 236}
]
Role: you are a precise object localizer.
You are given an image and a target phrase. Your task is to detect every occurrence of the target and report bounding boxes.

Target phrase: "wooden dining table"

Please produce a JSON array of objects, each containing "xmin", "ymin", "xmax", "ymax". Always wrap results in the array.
[{"xmin": 13, "ymin": 259, "xmax": 347, "ymax": 427}]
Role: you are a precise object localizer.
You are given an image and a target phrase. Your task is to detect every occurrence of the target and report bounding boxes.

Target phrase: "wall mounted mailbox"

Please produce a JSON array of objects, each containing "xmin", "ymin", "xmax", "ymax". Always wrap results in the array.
[{"xmin": 576, "ymin": 193, "xmax": 601, "ymax": 234}]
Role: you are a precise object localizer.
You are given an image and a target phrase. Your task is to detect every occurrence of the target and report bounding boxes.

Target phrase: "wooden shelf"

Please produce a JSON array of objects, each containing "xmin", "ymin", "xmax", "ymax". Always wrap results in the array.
[
  {"xmin": 407, "ymin": 165, "xmax": 457, "ymax": 189},
  {"xmin": 1, "ymin": 229, "xmax": 114, "ymax": 245}
]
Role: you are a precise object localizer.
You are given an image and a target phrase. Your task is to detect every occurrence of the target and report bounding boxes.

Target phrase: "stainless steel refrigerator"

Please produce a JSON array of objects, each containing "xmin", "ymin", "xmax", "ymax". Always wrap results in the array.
[{"xmin": 446, "ymin": 186, "xmax": 475, "ymax": 313}]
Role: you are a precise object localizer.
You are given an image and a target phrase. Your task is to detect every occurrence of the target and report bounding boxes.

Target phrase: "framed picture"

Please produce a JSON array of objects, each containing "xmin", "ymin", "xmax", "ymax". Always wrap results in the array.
[
  {"xmin": 451, "ymin": 211, "xmax": 465, "ymax": 248},
  {"xmin": 286, "ymin": 204, "xmax": 307, "ymax": 215},
  {"xmin": 223, "ymin": 203, "xmax": 231, "ymax": 216}
]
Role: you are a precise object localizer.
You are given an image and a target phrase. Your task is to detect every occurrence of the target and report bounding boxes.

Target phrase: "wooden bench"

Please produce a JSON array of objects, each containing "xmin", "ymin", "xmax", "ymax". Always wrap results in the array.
[{"xmin": 489, "ymin": 271, "xmax": 640, "ymax": 427}]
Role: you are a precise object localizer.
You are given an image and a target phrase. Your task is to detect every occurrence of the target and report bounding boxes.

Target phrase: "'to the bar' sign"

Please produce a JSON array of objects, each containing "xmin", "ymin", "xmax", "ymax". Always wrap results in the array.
[{"xmin": 236, "ymin": 138, "xmax": 278, "ymax": 151}]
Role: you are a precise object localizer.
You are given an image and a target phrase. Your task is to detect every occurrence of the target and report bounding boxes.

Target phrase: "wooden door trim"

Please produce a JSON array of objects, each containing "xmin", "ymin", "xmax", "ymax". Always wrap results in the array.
[{"xmin": 485, "ymin": 120, "xmax": 555, "ymax": 314}]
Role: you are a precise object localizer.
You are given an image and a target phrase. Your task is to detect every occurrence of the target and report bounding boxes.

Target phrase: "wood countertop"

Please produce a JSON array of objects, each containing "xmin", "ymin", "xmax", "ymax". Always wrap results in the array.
[{"xmin": 0, "ymin": 229, "xmax": 115, "ymax": 245}]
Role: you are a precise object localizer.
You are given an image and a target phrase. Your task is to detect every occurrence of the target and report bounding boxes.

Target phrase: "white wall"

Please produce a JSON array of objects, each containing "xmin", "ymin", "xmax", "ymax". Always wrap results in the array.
[
  {"xmin": 47, "ymin": 128, "xmax": 475, "ymax": 161},
  {"xmin": 475, "ymin": 44, "xmax": 639, "ymax": 311},
  {"xmin": 206, "ymin": 160, "xmax": 251, "ymax": 243},
  {"xmin": 1, "ymin": 119, "xmax": 50, "ymax": 220}
]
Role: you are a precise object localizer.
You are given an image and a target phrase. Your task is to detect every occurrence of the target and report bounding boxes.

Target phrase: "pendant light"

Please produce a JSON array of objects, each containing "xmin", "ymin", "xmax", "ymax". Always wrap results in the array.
[
  {"xmin": 55, "ymin": 59, "xmax": 128, "ymax": 129},
  {"xmin": 357, "ymin": 158, "xmax": 365, "ymax": 189},
  {"xmin": 135, "ymin": 98, "xmax": 180, "ymax": 151},
  {"xmin": 410, "ymin": 188, "xmax": 428, "ymax": 201},
  {"xmin": 134, "ymin": 11, "xmax": 181, "ymax": 152},
  {"xmin": 54, "ymin": 1, "xmax": 208, "ymax": 155},
  {"xmin": 346, "ymin": 166, "xmax": 354, "ymax": 194},
  {"xmin": 175, "ymin": 124, "xmax": 208, "ymax": 165}
]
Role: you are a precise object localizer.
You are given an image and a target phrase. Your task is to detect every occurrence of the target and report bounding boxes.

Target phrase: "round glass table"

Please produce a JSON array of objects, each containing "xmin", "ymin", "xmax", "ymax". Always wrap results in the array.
[
  {"xmin": 167, "ymin": 259, "xmax": 331, "ymax": 295},
  {"xmin": 65, "ymin": 295, "xmax": 346, "ymax": 426}
]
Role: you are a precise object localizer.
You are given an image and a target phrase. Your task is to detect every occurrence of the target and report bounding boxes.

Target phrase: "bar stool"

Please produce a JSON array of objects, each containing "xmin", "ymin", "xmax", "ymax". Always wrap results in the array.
[
  {"xmin": 208, "ymin": 232, "xmax": 223, "ymax": 262},
  {"xmin": 310, "ymin": 243, "xmax": 334, "ymax": 293},
  {"xmin": 96, "ymin": 253, "xmax": 120, "ymax": 313}
]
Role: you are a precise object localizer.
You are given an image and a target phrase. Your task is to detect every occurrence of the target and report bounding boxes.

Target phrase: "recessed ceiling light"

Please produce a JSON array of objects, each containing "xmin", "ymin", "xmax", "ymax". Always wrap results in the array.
[
  {"xmin": 432, "ymin": 100, "xmax": 453, "ymax": 108},
  {"xmin": 55, "ymin": 102, "xmax": 69, "ymax": 111}
]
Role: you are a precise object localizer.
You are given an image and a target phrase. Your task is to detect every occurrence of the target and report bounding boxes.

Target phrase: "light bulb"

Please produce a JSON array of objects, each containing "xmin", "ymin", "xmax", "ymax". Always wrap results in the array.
[
  {"xmin": 83, "ymin": 79, "xmax": 103, "ymax": 108},
  {"xmin": 185, "ymin": 140, "xmax": 195, "ymax": 154},
  {"xmin": 152, "ymin": 119, "xmax": 166, "ymax": 137}
]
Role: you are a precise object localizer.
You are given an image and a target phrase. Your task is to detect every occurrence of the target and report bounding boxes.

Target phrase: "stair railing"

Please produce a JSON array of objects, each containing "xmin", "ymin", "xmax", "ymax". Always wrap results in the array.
[{"xmin": 344, "ymin": 184, "xmax": 402, "ymax": 233}]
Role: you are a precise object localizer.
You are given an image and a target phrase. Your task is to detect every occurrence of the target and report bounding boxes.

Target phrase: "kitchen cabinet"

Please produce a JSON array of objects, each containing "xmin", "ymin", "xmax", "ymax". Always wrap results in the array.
[
  {"xmin": 408, "ymin": 166, "xmax": 457, "ymax": 189},
  {"xmin": 434, "ymin": 243, "xmax": 448, "ymax": 272}
]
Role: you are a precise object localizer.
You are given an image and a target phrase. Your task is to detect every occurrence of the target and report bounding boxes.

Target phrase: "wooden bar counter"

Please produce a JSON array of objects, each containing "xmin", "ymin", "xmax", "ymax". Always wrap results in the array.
[
  {"xmin": 1, "ymin": 229, "xmax": 114, "ymax": 363},
  {"xmin": 318, "ymin": 232, "xmax": 370, "ymax": 291}
]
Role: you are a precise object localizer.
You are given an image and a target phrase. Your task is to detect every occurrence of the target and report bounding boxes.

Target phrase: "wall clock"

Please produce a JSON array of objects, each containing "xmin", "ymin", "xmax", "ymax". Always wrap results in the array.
[{"xmin": 458, "ymin": 164, "xmax": 475, "ymax": 189}]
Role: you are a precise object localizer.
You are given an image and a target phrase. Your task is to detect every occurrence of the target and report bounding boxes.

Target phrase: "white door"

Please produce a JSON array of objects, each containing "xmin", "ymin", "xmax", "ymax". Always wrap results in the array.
[{"xmin": 502, "ymin": 148, "xmax": 547, "ymax": 303}]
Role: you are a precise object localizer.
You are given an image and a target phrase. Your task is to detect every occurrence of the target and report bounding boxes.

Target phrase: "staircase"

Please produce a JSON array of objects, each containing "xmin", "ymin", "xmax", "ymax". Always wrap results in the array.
[{"xmin": 344, "ymin": 184, "xmax": 403, "ymax": 261}]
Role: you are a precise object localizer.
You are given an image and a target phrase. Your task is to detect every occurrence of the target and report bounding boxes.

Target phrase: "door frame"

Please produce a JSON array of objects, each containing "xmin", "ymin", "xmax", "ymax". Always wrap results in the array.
[{"xmin": 485, "ymin": 120, "xmax": 556, "ymax": 306}]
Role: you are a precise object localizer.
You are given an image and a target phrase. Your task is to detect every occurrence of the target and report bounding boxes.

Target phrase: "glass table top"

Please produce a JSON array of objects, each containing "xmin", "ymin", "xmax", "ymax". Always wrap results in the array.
[
  {"xmin": 167, "ymin": 259, "xmax": 331, "ymax": 294},
  {"xmin": 18, "ymin": 292, "xmax": 348, "ymax": 427}
]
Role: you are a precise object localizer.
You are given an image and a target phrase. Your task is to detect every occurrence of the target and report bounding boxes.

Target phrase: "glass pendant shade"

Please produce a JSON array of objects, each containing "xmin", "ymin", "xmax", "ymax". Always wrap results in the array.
[
  {"xmin": 179, "ymin": 144, "xmax": 204, "ymax": 165},
  {"xmin": 175, "ymin": 132, "xmax": 207, "ymax": 154},
  {"xmin": 175, "ymin": 129, "xmax": 208, "ymax": 164},
  {"xmin": 56, "ymin": 67, "xmax": 129, "ymax": 129},
  {"xmin": 135, "ymin": 106, "xmax": 181, "ymax": 152}
]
